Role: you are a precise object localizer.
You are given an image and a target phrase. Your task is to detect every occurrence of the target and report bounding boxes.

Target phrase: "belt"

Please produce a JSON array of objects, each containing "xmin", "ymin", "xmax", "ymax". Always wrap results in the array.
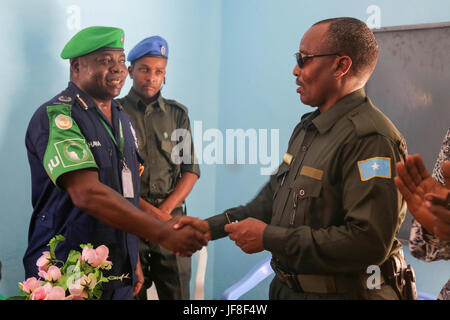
[{"xmin": 270, "ymin": 260, "xmax": 384, "ymax": 294}]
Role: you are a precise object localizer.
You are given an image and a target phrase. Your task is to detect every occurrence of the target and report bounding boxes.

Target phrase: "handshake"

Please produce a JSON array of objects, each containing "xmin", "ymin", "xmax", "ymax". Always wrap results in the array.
[{"xmin": 159, "ymin": 216, "xmax": 268, "ymax": 257}]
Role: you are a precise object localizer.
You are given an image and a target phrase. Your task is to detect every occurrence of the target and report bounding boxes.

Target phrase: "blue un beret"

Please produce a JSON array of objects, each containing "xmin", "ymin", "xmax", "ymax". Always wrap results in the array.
[{"xmin": 127, "ymin": 36, "xmax": 168, "ymax": 62}]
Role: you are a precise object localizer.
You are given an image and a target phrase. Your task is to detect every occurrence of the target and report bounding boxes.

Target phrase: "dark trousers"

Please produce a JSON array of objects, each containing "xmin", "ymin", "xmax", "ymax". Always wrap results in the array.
[
  {"xmin": 101, "ymin": 286, "xmax": 134, "ymax": 300},
  {"xmin": 135, "ymin": 207, "xmax": 191, "ymax": 300}
]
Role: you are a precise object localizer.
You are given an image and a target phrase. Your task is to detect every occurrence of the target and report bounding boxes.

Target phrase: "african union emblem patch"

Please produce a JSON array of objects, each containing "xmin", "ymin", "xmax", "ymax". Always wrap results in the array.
[
  {"xmin": 55, "ymin": 114, "xmax": 73, "ymax": 130},
  {"xmin": 54, "ymin": 138, "xmax": 95, "ymax": 167},
  {"xmin": 357, "ymin": 157, "xmax": 391, "ymax": 181}
]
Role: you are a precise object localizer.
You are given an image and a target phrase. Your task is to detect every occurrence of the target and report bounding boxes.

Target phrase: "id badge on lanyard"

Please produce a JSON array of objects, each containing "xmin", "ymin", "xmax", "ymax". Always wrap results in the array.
[
  {"xmin": 121, "ymin": 159, "xmax": 134, "ymax": 198},
  {"xmin": 98, "ymin": 112, "xmax": 134, "ymax": 198}
]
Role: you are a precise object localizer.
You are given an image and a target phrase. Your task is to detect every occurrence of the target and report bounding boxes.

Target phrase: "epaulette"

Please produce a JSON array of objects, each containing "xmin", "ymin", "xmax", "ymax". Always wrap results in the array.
[
  {"xmin": 165, "ymin": 98, "xmax": 188, "ymax": 114},
  {"xmin": 347, "ymin": 106, "xmax": 378, "ymax": 138},
  {"xmin": 50, "ymin": 88, "xmax": 77, "ymax": 107},
  {"xmin": 347, "ymin": 98, "xmax": 403, "ymax": 142}
]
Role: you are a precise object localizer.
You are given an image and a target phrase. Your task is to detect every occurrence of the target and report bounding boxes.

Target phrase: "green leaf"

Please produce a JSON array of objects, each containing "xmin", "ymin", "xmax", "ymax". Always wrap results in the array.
[
  {"xmin": 92, "ymin": 287, "xmax": 103, "ymax": 300},
  {"xmin": 80, "ymin": 243, "xmax": 93, "ymax": 250},
  {"xmin": 47, "ymin": 235, "xmax": 66, "ymax": 260},
  {"xmin": 61, "ymin": 250, "xmax": 81, "ymax": 274},
  {"xmin": 56, "ymin": 273, "xmax": 72, "ymax": 291},
  {"xmin": 101, "ymin": 263, "xmax": 112, "ymax": 271},
  {"xmin": 17, "ymin": 283, "xmax": 31, "ymax": 298},
  {"xmin": 6, "ymin": 296, "xmax": 28, "ymax": 300},
  {"xmin": 80, "ymin": 263, "xmax": 95, "ymax": 275}
]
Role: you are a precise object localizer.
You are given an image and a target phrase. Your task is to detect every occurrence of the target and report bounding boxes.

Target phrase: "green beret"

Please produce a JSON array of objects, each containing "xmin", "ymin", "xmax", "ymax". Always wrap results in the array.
[{"xmin": 61, "ymin": 26, "xmax": 125, "ymax": 59}]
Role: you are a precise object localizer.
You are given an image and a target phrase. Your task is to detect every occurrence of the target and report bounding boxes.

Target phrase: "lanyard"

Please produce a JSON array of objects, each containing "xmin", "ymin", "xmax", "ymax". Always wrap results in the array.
[{"xmin": 96, "ymin": 110, "xmax": 125, "ymax": 161}]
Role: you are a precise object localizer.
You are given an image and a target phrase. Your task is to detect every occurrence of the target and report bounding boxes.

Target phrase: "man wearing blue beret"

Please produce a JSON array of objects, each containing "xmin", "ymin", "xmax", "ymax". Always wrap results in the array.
[
  {"xmin": 118, "ymin": 36, "xmax": 200, "ymax": 300},
  {"xmin": 24, "ymin": 27, "xmax": 208, "ymax": 300}
]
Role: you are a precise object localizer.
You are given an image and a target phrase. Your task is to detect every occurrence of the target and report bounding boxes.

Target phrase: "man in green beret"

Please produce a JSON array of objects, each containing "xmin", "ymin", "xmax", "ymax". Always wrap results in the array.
[{"xmin": 24, "ymin": 26, "xmax": 209, "ymax": 300}]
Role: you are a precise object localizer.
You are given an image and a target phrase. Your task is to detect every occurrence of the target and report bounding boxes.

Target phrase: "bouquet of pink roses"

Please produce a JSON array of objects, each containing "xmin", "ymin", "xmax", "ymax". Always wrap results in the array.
[{"xmin": 10, "ymin": 235, "xmax": 129, "ymax": 300}]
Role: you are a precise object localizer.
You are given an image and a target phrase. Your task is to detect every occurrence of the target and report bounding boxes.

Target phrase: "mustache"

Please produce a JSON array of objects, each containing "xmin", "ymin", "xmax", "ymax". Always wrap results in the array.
[{"xmin": 106, "ymin": 76, "xmax": 125, "ymax": 82}]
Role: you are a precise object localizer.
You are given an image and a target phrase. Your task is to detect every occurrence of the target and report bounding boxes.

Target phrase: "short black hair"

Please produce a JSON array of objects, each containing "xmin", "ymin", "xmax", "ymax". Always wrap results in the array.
[{"xmin": 314, "ymin": 17, "xmax": 378, "ymax": 76}]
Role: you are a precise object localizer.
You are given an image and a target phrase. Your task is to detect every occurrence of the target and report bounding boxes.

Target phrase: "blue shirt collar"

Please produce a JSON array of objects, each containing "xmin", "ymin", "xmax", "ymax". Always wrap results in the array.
[{"xmin": 67, "ymin": 81, "xmax": 122, "ymax": 111}]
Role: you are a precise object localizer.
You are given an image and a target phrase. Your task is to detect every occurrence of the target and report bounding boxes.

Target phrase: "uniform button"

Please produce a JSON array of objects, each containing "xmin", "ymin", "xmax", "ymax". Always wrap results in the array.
[
  {"xmin": 41, "ymin": 215, "xmax": 46, "ymax": 221},
  {"xmin": 299, "ymin": 189, "xmax": 305, "ymax": 197},
  {"xmin": 302, "ymin": 146, "xmax": 307, "ymax": 152}
]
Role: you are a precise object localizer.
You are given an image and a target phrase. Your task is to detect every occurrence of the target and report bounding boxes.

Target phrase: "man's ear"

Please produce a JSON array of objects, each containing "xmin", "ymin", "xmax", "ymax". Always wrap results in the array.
[
  {"xmin": 334, "ymin": 56, "xmax": 352, "ymax": 78},
  {"xmin": 70, "ymin": 58, "xmax": 80, "ymax": 76},
  {"xmin": 128, "ymin": 65, "xmax": 134, "ymax": 79}
]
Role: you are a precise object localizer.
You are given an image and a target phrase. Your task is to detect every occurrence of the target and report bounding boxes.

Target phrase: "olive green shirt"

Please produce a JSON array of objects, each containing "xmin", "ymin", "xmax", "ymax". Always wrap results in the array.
[
  {"xmin": 207, "ymin": 89, "xmax": 407, "ymax": 275},
  {"xmin": 117, "ymin": 89, "xmax": 200, "ymax": 200}
]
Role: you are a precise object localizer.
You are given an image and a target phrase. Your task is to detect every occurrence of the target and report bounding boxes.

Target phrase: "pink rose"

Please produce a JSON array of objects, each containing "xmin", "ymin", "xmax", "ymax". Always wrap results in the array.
[
  {"xmin": 68, "ymin": 277, "xmax": 88, "ymax": 300},
  {"xmin": 36, "ymin": 251, "xmax": 52, "ymax": 272},
  {"xmin": 81, "ymin": 245, "xmax": 112, "ymax": 268},
  {"xmin": 81, "ymin": 273, "xmax": 97, "ymax": 290},
  {"xmin": 45, "ymin": 286, "xmax": 67, "ymax": 300},
  {"xmin": 30, "ymin": 282, "xmax": 52, "ymax": 300},
  {"xmin": 65, "ymin": 294, "xmax": 83, "ymax": 300},
  {"xmin": 20, "ymin": 277, "xmax": 42, "ymax": 293},
  {"xmin": 38, "ymin": 265, "xmax": 62, "ymax": 282}
]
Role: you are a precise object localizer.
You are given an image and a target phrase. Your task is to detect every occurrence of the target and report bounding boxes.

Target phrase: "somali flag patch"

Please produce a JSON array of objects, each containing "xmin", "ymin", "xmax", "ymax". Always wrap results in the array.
[{"xmin": 357, "ymin": 157, "xmax": 391, "ymax": 181}]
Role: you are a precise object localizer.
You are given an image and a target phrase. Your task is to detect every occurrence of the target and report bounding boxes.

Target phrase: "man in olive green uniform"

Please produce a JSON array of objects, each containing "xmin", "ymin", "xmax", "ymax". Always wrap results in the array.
[
  {"xmin": 117, "ymin": 36, "xmax": 200, "ymax": 300},
  {"xmin": 181, "ymin": 18, "xmax": 411, "ymax": 299}
]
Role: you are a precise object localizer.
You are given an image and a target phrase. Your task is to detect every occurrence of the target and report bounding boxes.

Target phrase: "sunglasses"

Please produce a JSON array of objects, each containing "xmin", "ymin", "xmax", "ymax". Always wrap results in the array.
[{"xmin": 295, "ymin": 52, "xmax": 341, "ymax": 68}]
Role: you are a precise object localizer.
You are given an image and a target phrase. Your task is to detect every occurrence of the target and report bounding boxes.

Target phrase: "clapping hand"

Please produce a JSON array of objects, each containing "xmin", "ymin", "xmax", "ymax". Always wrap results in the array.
[{"xmin": 395, "ymin": 155, "xmax": 450, "ymax": 239}]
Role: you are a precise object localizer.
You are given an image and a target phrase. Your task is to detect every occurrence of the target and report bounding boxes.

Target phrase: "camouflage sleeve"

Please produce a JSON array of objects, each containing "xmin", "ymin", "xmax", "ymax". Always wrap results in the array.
[{"xmin": 432, "ymin": 128, "xmax": 450, "ymax": 185}]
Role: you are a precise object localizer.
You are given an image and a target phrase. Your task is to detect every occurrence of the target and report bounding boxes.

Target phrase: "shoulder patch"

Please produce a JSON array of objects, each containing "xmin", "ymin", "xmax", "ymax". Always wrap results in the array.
[
  {"xmin": 43, "ymin": 104, "xmax": 97, "ymax": 185},
  {"xmin": 54, "ymin": 114, "xmax": 73, "ymax": 130},
  {"xmin": 357, "ymin": 157, "xmax": 391, "ymax": 181}
]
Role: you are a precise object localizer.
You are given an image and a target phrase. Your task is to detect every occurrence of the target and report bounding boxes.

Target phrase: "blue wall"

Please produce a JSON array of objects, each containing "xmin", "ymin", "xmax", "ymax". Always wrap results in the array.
[
  {"xmin": 0, "ymin": 0, "xmax": 449, "ymax": 299},
  {"xmin": 213, "ymin": 0, "xmax": 450, "ymax": 299}
]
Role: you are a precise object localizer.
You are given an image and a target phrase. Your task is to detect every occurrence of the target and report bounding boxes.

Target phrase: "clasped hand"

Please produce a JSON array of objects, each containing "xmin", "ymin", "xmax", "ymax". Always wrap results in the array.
[{"xmin": 166, "ymin": 216, "xmax": 211, "ymax": 257}]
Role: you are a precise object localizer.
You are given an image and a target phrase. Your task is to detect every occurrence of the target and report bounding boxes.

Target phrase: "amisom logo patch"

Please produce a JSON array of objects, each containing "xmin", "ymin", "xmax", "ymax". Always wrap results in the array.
[{"xmin": 54, "ymin": 138, "xmax": 95, "ymax": 167}]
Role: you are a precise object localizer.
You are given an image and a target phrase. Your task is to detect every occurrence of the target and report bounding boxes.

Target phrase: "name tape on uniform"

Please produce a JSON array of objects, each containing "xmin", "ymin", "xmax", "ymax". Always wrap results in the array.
[{"xmin": 300, "ymin": 166, "xmax": 323, "ymax": 181}]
